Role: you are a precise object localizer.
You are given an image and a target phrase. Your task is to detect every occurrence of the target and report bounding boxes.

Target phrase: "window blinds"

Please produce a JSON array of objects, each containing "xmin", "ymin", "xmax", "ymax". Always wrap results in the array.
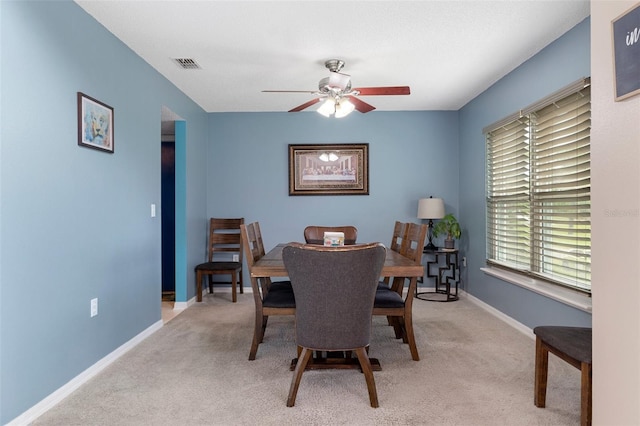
[
  {"xmin": 486, "ymin": 118, "xmax": 531, "ymax": 271},
  {"xmin": 486, "ymin": 81, "xmax": 591, "ymax": 292}
]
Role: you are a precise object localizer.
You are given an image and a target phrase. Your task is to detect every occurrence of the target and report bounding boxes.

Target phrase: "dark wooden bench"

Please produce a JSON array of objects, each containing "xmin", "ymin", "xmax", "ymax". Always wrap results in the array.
[{"xmin": 533, "ymin": 326, "xmax": 592, "ymax": 426}]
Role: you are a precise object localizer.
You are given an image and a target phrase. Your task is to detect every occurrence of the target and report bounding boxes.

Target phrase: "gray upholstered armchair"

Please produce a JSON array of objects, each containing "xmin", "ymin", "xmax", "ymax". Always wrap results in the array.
[{"xmin": 282, "ymin": 242, "xmax": 386, "ymax": 408}]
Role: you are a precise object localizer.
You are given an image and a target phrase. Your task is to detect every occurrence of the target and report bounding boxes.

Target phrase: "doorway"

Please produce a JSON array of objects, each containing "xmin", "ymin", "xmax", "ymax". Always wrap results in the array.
[
  {"xmin": 161, "ymin": 141, "xmax": 175, "ymax": 301},
  {"xmin": 160, "ymin": 106, "xmax": 186, "ymax": 309},
  {"xmin": 160, "ymin": 106, "xmax": 188, "ymax": 309}
]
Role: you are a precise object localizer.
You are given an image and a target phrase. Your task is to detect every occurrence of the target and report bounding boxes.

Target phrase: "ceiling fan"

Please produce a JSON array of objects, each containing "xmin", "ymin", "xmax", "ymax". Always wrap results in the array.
[{"xmin": 262, "ymin": 59, "xmax": 410, "ymax": 117}]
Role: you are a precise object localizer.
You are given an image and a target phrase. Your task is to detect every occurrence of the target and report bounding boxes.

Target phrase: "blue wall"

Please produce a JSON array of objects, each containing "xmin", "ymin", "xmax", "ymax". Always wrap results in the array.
[
  {"xmin": 458, "ymin": 17, "xmax": 592, "ymax": 328},
  {"xmin": 0, "ymin": 2, "xmax": 208, "ymax": 422},
  {"xmin": 207, "ymin": 111, "xmax": 459, "ymax": 252}
]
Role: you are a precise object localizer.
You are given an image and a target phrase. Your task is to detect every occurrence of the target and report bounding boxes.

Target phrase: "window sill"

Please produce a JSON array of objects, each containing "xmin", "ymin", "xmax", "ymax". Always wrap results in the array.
[{"xmin": 480, "ymin": 267, "xmax": 592, "ymax": 313}]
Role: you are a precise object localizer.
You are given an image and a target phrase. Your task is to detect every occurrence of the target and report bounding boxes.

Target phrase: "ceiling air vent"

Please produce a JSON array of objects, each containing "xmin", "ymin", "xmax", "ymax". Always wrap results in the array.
[{"xmin": 173, "ymin": 58, "xmax": 201, "ymax": 70}]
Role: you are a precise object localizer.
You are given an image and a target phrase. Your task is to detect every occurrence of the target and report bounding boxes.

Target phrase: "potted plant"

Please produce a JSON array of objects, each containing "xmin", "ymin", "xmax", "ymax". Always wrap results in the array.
[{"xmin": 433, "ymin": 213, "xmax": 461, "ymax": 249}]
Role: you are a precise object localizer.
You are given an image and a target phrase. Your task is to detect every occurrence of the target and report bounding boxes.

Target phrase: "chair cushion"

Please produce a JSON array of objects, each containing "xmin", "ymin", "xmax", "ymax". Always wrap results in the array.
[
  {"xmin": 195, "ymin": 261, "xmax": 241, "ymax": 271},
  {"xmin": 269, "ymin": 280, "xmax": 294, "ymax": 292},
  {"xmin": 263, "ymin": 285, "xmax": 296, "ymax": 308},
  {"xmin": 533, "ymin": 326, "xmax": 592, "ymax": 364},
  {"xmin": 377, "ymin": 281, "xmax": 390, "ymax": 290},
  {"xmin": 374, "ymin": 287, "xmax": 404, "ymax": 308}
]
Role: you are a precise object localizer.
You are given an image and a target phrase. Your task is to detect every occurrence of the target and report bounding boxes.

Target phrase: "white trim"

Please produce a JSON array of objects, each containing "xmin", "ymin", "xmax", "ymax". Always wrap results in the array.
[
  {"xmin": 173, "ymin": 300, "xmax": 190, "ymax": 310},
  {"xmin": 460, "ymin": 290, "xmax": 534, "ymax": 339},
  {"xmin": 174, "ymin": 293, "xmax": 199, "ymax": 310},
  {"xmin": 7, "ymin": 320, "xmax": 163, "ymax": 426},
  {"xmin": 481, "ymin": 267, "xmax": 592, "ymax": 313}
]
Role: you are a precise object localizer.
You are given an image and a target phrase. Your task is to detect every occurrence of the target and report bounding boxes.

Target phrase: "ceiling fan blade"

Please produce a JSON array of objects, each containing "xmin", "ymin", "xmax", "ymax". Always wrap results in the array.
[
  {"xmin": 262, "ymin": 90, "xmax": 318, "ymax": 94},
  {"xmin": 347, "ymin": 96, "xmax": 376, "ymax": 113},
  {"xmin": 288, "ymin": 98, "xmax": 321, "ymax": 112},
  {"xmin": 353, "ymin": 86, "xmax": 411, "ymax": 96}
]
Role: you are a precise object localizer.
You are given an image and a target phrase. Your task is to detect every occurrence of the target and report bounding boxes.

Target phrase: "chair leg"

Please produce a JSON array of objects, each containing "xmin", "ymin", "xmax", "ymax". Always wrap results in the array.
[
  {"xmin": 355, "ymin": 347, "xmax": 379, "ymax": 408},
  {"xmin": 581, "ymin": 362, "xmax": 592, "ymax": 426},
  {"xmin": 404, "ymin": 310, "xmax": 419, "ymax": 361},
  {"xmin": 534, "ymin": 337, "xmax": 548, "ymax": 408},
  {"xmin": 196, "ymin": 270, "xmax": 203, "ymax": 302},
  {"xmin": 249, "ymin": 313, "xmax": 265, "ymax": 361},
  {"xmin": 231, "ymin": 271, "xmax": 237, "ymax": 303},
  {"xmin": 239, "ymin": 270, "xmax": 244, "ymax": 294},
  {"xmin": 208, "ymin": 275, "xmax": 214, "ymax": 294},
  {"xmin": 261, "ymin": 316, "xmax": 269, "ymax": 342},
  {"xmin": 391, "ymin": 317, "xmax": 403, "ymax": 339},
  {"xmin": 287, "ymin": 348, "xmax": 313, "ymax": 407},
  {"xmin": 399, "ymin": 318, "xmax": 409, "ymax": 343}
]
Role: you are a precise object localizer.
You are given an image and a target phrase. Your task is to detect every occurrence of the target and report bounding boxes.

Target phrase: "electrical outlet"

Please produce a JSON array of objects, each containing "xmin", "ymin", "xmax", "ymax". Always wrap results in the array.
[
  {"xmin": 91, "ymin": 298, "xmax": 98, "ymax": 317},
  {"xmin": 462, "ymin": 257, "xmax": 467, "ymax": 267},
  {"xmin": 232, "ymin": 254, "xmax": 239, "ymax": 262}
]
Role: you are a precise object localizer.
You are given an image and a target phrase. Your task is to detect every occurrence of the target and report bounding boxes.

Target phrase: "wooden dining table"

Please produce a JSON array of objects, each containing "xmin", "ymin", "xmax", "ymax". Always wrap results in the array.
[
  {"xmin": 251, "ymin": 243, "xmax": 424, "ymax": 371},
  {"xmin": 251, "ymin": 243, "xmax": 424, "ymax": 279}
]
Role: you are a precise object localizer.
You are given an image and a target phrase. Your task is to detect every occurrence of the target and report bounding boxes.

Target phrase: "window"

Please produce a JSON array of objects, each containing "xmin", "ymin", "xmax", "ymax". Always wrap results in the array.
[{"xmin": 485, "ymin": 78, "xmax": 591, "ymax": 293}]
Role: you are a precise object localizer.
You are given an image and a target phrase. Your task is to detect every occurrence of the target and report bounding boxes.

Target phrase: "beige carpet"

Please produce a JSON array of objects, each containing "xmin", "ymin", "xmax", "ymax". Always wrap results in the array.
[{"xmin": 33, "ymin": 294, "xmax": 581, "ymax": 425}]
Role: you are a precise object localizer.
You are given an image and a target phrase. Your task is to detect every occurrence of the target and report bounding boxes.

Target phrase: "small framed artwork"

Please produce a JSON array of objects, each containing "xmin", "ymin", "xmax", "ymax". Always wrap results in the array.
[
  {"xmin": 612, "ymin": 2, "xmax": 640, "ymax": 101},
  {"xmin": 77, "ymin": 92, "xmax": 114, "ymax": 153},
  {"xmin": 288, "ymin": 143, "xmax": 369, "ymax": 196}
]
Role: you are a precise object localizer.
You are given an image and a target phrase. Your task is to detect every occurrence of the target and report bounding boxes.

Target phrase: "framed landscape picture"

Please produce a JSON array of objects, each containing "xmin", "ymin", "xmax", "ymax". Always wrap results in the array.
[
  {"xmin": 78, "ymin": 92, "xmax": 114, "ymax": 153},
  {"xmin": 288, "ymin": 143, "xmax": 369, "ymax": 196}
]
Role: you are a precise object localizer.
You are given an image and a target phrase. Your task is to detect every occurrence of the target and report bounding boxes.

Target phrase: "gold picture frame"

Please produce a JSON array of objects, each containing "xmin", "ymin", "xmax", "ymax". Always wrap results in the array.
[{"xmin": 288, "ymin": 143, "xmax": 369, "ymax": 196}]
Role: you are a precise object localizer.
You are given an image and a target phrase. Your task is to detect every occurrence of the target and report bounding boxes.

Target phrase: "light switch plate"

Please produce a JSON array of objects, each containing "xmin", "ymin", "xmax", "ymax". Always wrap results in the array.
[{"xmin": 90, "ymin": 298, "xmax": 98, "ymax": 317}]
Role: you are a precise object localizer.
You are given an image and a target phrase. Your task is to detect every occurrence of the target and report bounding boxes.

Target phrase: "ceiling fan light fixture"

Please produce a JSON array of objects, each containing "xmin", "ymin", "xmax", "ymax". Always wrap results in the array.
[
  {"xmin": 334, "ymin": 98, "xmax": 355, "ymax": 118},
  {"xmin": 264, "ymin": 59, "xmax": 410, "ymax": 114},
  {"xmin": 317, "ymin": 98, "xmax": 335, "ymax": 117}
]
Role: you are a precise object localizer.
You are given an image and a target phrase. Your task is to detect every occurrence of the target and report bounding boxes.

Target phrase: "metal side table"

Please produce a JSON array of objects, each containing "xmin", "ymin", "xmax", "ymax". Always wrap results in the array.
[{"xmin": 416, "ymin": 248, "xmax": 459, "ymax": 302}]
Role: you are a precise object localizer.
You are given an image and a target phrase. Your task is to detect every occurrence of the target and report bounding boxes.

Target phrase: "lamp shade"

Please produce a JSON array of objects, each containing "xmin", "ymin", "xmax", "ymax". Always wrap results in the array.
[
  {"xmin": 317, "ymin": 98, "xmax": 336, "ymax": 117},
  {"xmin": 334, "ymin": 98, "xmax": 355, "ymax": 118},
  {"xmin": 417, "ymin": 197, "xmax": 445, "ymax": 219}
]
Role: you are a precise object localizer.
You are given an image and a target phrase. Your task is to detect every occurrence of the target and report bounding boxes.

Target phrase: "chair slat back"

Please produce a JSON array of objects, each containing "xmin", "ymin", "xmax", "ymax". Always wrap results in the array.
[
  {"xmin": 381, "ymin": 221, "xmax": 408, "ymax": 286},
  {"xmin": 208, "ymin": 218, "xmax": 244, "ymax": 261},
  {"xmin": 303, "ymin": 225, "xmax": 358, "ymax": 245},
  {"xmin": 400, "ymin": 223, "xmax": 427, "ymax": 264},
  {"xmin": 240, "ymin": 222, "xmax": 262, "ymax": 269},
  {"xmin": 390, "ymin": 221, "xmax": 408, "ymax": 253},
  {"xmin": 283, "ymin": 242, "xmax": 385, "ymax": 350}
]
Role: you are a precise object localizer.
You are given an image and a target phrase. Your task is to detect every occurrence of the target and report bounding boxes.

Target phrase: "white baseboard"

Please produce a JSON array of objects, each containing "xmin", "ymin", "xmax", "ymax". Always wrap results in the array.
[
  {"xmin": 7, "ymin": 320, "xmax": 164, "ymax": 426},
  {"xmin": 173, "ymin": 294, "xmax": 198, "ymax": 310},
  {"xmin": 459, "ymin": 290, "xmax": 534, "ymax": 339}
]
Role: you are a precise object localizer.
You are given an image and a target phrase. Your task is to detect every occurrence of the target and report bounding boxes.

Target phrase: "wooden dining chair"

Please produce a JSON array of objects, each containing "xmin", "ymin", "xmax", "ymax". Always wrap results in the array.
[
  {"xmin": 283, "ymin": 242, "xmax": 386, "ymax": 408},
  {"xmin": 379, "ymin": 221, "xmax": 408, "ymax": 289},
  {"xmin": 303, "ymin": 225, "xmax": 358, "ymax": 245},
  {"xmin": 373, "ymin": 222, "xmax": 427, "ymax": 361},
  {"xmin": 194, "ymin": 218, "xmax": 244, "ymax": 303},
  {"xmin": 240, "ymin": 222, "xmax": 296, "ymax": 360}
]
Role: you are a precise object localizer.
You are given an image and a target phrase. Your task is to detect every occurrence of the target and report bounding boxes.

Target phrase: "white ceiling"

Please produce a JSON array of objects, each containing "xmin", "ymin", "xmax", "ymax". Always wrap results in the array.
[{"xmin": 75, "ymin": 0, "xmax": 589, "ymax": 115}]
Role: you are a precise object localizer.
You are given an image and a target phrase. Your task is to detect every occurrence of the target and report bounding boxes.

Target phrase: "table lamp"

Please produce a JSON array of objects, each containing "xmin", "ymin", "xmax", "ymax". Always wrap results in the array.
[{"xmin": 417, "ymin": 196, "xmax": 445, "ymax": 251}]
